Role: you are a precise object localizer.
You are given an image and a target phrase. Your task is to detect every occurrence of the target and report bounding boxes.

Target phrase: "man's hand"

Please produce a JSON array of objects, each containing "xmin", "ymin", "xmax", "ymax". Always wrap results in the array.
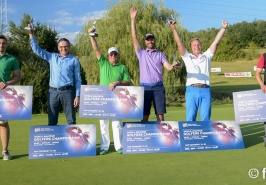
[
  {"xmin": 88, "ymin": 27, "xmax": 96, "ymax": 34},
  {"xmin": 0, "ymin": 82, "xmax": 7, "ymax": 90},
  {"xmin": 222, "ymin": 20, "xmax": 228, "ymax": 29},
  {"xmin": 73, "ymin": 96, "xmax": 80, "ymax": 108},
  {"xmin": 108, "ymin": 81, "xmax": 119, "ymax": 91},
  {"xmin": 130, "ymin": 7, "xmax": 138, "ymax": 19},
  {"xmin": 261, "ymin": 85, "xmax": 266, "ymax": 93},
  {"xmin": 168, "ymin": 20, "xmax": 176, "ymax": 26},
  {"xmin": 172, "ymin": 61, "xmax": 182, "ymax": 69}
]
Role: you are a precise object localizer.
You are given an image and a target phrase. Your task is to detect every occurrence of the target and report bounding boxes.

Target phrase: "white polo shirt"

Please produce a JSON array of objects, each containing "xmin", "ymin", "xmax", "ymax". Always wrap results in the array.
[{"xmin": 181, "ymin": 48, "xmax": 214, "ymax": 86}]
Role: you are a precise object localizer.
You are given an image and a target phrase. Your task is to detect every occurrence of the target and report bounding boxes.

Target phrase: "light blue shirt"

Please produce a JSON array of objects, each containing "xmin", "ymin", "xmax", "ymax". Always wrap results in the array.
[{"xmin": 30, "ymin": 38, "xmax": 81, "ymax": 96}]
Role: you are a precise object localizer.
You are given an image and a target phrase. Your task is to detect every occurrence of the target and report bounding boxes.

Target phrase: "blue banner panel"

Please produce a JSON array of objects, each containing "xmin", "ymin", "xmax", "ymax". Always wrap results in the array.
[
  {"xmin": 123, "ymin": 121, "xmax": 181, "ymax": 154},
  {"xmin": 233, "ymin": 89, "xmax": 266, "ymax": 124},
  {"xmin": 179, "ymin": 121, "xmax": 245, "ymax": 152},
  {"xmin": 0, "ymin": 86, "xmax": 33, "ymax": 120},
  {"xmin": 79, "ymin": 85, "xmax": 144, "ymax": 119},
  {"xmin": 123, "ymin": 121, "xmax": 245, "ymax": 154},
  {"xmin": 29, "ymin": 124, "xmax": 96, "ymax": 159}
]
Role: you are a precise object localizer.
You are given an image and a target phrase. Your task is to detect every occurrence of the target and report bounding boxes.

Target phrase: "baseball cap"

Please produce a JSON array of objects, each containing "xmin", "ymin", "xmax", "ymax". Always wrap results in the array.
[
  {"xmin": 108, "ymin": 47, "xmax": 119, "ymax": 54},
  {"xmin": 144, "ymin": 33, "xmax": 155, "ymax": 40}
]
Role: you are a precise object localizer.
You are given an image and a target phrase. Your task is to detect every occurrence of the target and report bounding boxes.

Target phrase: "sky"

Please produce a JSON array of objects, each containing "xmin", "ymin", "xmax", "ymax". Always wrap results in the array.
[{"xmin": 6, "ymin": 0, "xmax": 266, "ymax": 44}]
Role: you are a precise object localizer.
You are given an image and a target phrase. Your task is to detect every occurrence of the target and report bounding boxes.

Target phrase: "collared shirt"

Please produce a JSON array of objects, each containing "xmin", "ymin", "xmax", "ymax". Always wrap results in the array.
[
  {"xmin": 97, "ymin": 54, "xmax": 130, "ymax": 85},
  {"xmin": 30, "ymin": 38, "xmax": 81, "ymax": 96},
  {"xmin": 136, "ymin": 48, "xmax": 168, "ymax": 83},
  {"xmin": 0, "ymin": 53, "xmax": 20, "ymax": 82},
  {"xmin": 182, "ymin": 48, "xmax": 213, "ymax": 86}
]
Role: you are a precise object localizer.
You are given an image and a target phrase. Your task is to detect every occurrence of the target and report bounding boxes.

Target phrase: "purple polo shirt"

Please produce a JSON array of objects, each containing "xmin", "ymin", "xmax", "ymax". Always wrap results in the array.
[{"xmin": 136, "ymin": 48, "xmax": 168, "ymax": 83}]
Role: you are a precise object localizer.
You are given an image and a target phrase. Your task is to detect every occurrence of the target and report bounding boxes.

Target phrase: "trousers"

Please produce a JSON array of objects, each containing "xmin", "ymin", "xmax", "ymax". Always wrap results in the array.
[
  {"xmin": 185, "ymin": 86, "xmax": 211, "ymax": 121},
  {"xmin": 99, "ymin": 119, "xmax": 123, "ymax": 151}
]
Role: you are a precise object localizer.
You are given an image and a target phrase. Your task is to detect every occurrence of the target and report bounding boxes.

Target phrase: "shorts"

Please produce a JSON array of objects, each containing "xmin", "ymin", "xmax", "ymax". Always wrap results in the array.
[
  {"xmin": 143, "ymin": 85, "xmax": 166, "ymax": 115},
  {"xmin": 0, "ymin": 120, "xmax": 8, "ymax": 124}
]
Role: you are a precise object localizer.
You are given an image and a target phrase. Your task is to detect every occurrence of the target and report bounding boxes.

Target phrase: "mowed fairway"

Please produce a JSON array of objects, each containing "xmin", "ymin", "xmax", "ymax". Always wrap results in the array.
[
  {"xmin": 210, "ymin": 59, "xmax": 260, "ymax": 93},
  {"xmin": 2, "ymin": 59, "xmax": 265, "ymax": 185},
  {"xmin": 2, "ymin": 105, "xmax": 266, "ymax": 185}
]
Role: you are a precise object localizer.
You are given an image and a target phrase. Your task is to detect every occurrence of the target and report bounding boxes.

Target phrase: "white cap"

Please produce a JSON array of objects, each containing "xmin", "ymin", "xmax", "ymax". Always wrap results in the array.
[{"xmin": 108, "ymin": 47, "xmax": 119, "ymax": 54}]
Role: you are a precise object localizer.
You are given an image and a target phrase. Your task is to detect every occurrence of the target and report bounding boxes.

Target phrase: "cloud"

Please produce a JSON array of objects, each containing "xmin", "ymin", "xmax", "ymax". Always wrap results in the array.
[
  {"xmin": 49, "ymin": 10, "xmax": 106, "ymax": 45},
  {"xmin": 48, "ymin": 10, "xmax": 106, "ymax": 30}
]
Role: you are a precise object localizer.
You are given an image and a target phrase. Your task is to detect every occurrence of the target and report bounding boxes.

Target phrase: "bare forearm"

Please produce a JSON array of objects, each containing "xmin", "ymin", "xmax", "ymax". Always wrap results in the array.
[
  {"xmin": 90, "ymin": 36, "xmax": 101, "ymax": 59},
  {"xmin": 6, "ymin": 77, "xmax": 21, "ymax": 85},
  {"xmin": 255, "ymin": 72, "xmax": 264, "ymax": 87},
  {"xmin": 213, "ymin": 28, "xmax": 226, "ymax": 45},
  {"xmin": 171, "ymin": 26, "xmax": 186, "ymax": 56}
]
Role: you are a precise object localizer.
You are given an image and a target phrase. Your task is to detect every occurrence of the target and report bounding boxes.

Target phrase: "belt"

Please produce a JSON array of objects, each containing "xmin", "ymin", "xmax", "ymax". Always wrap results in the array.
[
  {"xmin": 49, "ymin": 85, "xmax": 73, "ymax": 91},
  {"xmin": 140, "ymin": 82, "xmax": 163, "ymax": 86},
  {"xmin": 191, "ymin": 83, "xmax": 209, "ymax": 88}
]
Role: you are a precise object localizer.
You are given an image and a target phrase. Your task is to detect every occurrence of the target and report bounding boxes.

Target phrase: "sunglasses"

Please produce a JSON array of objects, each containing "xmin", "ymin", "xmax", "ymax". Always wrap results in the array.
[{"xmin": 109, "ymin": 52, "xmax": 118, "ymax": 56}]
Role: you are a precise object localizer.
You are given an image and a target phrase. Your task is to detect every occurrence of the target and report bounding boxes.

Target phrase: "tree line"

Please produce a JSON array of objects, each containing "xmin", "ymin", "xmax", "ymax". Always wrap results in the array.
[{"xmin": 5, "ymin": 0, "xmax": 266, "ymax": 113}]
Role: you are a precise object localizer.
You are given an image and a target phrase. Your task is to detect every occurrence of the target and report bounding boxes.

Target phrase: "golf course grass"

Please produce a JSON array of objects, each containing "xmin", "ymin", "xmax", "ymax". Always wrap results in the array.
[{"xmin": 1, "ymin": 105, "xmax": 266, "ymax": 185}]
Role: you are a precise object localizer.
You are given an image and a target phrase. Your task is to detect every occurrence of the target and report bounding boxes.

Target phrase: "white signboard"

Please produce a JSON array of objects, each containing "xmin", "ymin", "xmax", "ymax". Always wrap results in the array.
[
  {"xmin": 211, "ymin": 68, "xmax": 221, "ymax": 72},
  {"xmin": 224, "ymin": 72, "xmax": 252, "ymax": 77}
]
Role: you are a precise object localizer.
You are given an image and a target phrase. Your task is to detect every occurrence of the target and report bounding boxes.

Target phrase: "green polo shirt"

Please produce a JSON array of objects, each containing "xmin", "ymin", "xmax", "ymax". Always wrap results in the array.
[
  {"xmin": 0, "ymin": 53, "xmax": 20, "ymax": 82},
  {"xmin": 98, "ymin": 54, "xmax": 130, "ymax": 85}
]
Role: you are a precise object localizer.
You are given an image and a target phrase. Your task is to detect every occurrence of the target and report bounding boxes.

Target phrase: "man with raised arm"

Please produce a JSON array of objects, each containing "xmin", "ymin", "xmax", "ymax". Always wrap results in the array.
[
  {"xmin": 88, "ymin": 27, "xmax": 130, "ymax": 155},
  {"xmin": 130, "ymin": 7, "xmax": 180, "ymax": 122},
  {"xmin": 168, "ymin": 19, "xmax": 228, "ymax": 121},
  {"xmin": 27, "ymin": 24, "xmax": 81, "ymax": 126}
]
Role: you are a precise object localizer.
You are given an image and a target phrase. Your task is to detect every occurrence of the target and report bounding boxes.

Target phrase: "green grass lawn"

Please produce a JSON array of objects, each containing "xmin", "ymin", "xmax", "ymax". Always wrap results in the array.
[
  {"xmin": 2, "ymin": 58, "xmax": 265, "ymax": 185},
  {"xmin": 2, "ymin": 105, "xmax": 266, "ymax": 185},
  {"xmin": 210, "ymin": 59, "xmax": 260, "ymax": 93}
]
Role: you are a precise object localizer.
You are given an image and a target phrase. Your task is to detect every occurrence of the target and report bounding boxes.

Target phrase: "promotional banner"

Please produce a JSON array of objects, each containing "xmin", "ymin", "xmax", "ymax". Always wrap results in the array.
[
  {"xmin": 224, "ymin": 72, "xmax": 252, "ymax": 77},
  {"xmin": 79, "ymin": 85, "xmax": 144, "ymax": 120},
  {"xmin": 211, "ymin": 68, "xmax": 221, "ymax": 72},
  {"xmin": 179, "ymin": 121, "xmax": 245, "ymax": 152},
  {"xmin": 233, "ymin": 89, "xmax": 266, "ymax": 124},
  {"xmin": 123, "ymin": 121, "xmax": 180, "ymax": 154},
  {"xmin": 0, "ymin": 85, "xmax": 33, "ymax": 120},
  {"xmin": 123, "ymin": 121, "xmax": 245, "ymax": 154},
  {"xmin": 29, "ymin": 124, "xmax": 96, "ymax": 159}
]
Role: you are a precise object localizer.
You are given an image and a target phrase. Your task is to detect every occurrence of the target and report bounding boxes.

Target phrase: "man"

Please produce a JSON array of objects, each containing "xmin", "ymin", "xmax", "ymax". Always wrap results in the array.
[
  {"xmin": 0, "ymin": 34, "xmax": 21, "ymax": 160},
  {"xmin": 130, "ymin": 7, "xmax": 179, "ymax": 122},
  {"xmin": 168, "ymin": 19, "xmax": 228, "ymax": 121},
  {"xmin": 88, "ymin": 27, "xmax": 131, "ymax": 155},
  {"xmin": 27, "ymin": 25, "xmax": 81, "ymax": 126},
  {"xmin": 255, "ymin": 53, "xmax": 266, "ymax": 146}
]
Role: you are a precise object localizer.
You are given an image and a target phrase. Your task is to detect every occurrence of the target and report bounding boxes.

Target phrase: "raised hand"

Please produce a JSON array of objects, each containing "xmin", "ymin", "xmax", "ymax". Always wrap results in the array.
[
  {"xmin": 130, "ymin": 7, "xmax": 138, "ymax": 19},
  {"xmin": 222, "ymin": 20, "xmax": 228, "ymax": 28}
]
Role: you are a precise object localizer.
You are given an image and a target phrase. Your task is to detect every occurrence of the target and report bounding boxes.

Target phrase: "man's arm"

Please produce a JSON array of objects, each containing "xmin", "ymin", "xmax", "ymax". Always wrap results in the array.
[
  {"xmin": 0, "ymin": 70, "xmax": 21, "ymax": 90},
  {"xmin": 73, "ymin": 60, "xmax": 82, "ymax": 108},
  {"xmin": 255, "ymin": 68, "xmax": 266, "ymax": 93},
  {"xmin": 108, "ymin": 66, "xmax": 131, "ymax": 91},
  {"xmin": 108, "ymin": 80, "xmax": 131, "ymax": 91},
  {"xmin": 6, "ymin": 70, "xmax": 21, "ymax": 85},
  {"xmin": 130, "ymin": 7, "xmax": 141, "ymax": 52},
  {"xmin": 88, "ymin": 27, "xmax": 101, "ymax": 60},
  {"xmin": 209, "ymin": 20, "xmax": 228, "ymax": 54},
  {"xmin": 27, "ymin": 24, "xmax": 52, "ymax": 61},
  {"xmin": 163, "ymin": 61, "xmax": 181, "ymax": 71},
  {"xmin": 168, "ymin": 20, "xmax": 186, "ymax": 56}
]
